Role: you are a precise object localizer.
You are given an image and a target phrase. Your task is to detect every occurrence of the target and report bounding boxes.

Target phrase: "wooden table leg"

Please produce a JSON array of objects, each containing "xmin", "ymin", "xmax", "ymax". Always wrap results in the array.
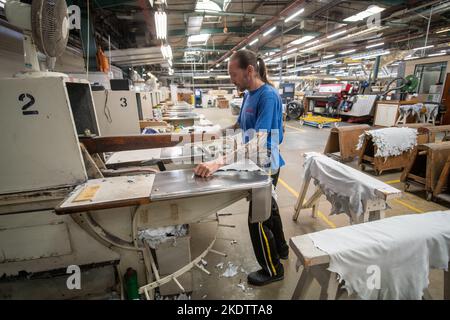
[
  {"xmin": 445, "ymin": 263, "xmax": 449, "ymax": 300},
  {"xmin": 293, "ymin": 176, "xmax": 311, "ymax": 221},
  {"xmin": 291, "ymin": 267, "xmax": 314, "ymax": 300},
  {"xmin": 326, "ymin": 272, "xmax": 340, "ymax": 300}
]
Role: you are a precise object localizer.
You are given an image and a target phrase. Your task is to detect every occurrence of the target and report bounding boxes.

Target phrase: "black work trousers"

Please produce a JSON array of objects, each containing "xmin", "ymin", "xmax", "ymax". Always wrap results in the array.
[{"xmin": 248, "ymin": 170, "xmax": 288, "ymax": 276}]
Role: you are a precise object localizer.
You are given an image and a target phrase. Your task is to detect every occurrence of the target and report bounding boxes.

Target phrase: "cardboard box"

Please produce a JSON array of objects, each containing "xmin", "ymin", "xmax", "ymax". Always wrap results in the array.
[{"xmin": 217, "ymin": 99, "xmax": 229, "ymax": 109}]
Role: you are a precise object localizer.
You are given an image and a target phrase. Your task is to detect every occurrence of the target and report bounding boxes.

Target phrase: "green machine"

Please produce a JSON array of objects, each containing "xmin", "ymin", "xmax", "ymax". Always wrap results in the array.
[{"xmin": 379, "ymin": 75, "xmax": 419, "ymax": 100}]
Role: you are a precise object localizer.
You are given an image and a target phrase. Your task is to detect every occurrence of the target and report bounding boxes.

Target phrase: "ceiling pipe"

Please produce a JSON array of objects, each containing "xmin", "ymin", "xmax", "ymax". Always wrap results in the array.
[
  {"xmin": 267, "ymin": 0, "xmax": 445, "ymax": 63},
  {"xmin": 210, "ymin": 0, "xmax": 307, "ymax": 68}
]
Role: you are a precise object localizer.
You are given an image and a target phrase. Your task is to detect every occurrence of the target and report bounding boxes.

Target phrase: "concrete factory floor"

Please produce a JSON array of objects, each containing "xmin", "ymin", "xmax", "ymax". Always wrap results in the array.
[{"xmin": 176, "ymin": 107, "xmax": 449, "ymax": 300}]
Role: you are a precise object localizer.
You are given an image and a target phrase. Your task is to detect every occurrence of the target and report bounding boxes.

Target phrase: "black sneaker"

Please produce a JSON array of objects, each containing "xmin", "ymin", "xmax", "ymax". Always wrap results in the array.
[
  {"xmin": 279, "ymin": 245, "xmax": 289, "ymax": 260},
  {"xmin": 247, "ymin": 265, "xmax": 284, "ymax": 286}
]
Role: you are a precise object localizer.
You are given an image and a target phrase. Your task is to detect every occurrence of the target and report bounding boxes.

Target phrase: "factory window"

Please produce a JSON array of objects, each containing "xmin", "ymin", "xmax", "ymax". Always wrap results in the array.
[{"xmin": 414, "ymin": 62, "xmax": 447, "ymax": 94}]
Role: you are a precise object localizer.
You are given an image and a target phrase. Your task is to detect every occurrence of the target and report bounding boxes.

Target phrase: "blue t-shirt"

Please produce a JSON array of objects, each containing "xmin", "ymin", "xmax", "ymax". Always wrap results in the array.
[{"xmin": 237, "ymin": 83, "xmax": 285, "ymax": 170}]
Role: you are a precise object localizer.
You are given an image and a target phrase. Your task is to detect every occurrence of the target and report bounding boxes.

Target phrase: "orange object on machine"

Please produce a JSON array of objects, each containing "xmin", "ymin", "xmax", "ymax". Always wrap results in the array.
[{"xmin": 96, "ymin": 47, "xmax": 110, "ymax": 72}]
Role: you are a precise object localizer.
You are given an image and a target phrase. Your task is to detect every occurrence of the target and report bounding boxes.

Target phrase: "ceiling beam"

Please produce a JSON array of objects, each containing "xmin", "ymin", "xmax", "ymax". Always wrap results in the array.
[
  {"xmin": 168, "ymin": 27, "xmax": 319, "ymax": 37},
  {"xmin": 210, "ymin": 0, "xmax": 307, "ymax": 68}
]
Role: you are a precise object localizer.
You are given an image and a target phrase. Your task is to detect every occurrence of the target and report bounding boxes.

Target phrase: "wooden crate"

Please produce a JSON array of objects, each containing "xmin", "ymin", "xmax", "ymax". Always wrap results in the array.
[
  {"xmin": 358, "ymin": 127, "xmax": 429, "ymax": 175},
  {"xmin": 401, "ymin": 141, "xmax": 450, "ymax": 200},
  {"xmin": 323, "ymin": 124, "xmax": 370, "ymax": 162},
  {"xmin": 216, "ymin": 98, "xmax": 229, "ymax": 109}
]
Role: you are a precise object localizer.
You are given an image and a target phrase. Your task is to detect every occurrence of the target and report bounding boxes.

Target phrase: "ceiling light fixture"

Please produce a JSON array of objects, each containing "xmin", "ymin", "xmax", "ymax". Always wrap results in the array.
[
  {"xmin": 188, "ymin": 33, "xmax": 211, "ymax": 44},
  {"xmin": 436, "ymin": 28, "xmax": 450, "ymax": 34},
  {"xmin": 340, "ymin": 49, "xmax": 356, "ymax": 55},
  {"xmin": 412, "ymin": 45, "xmax": 434, "ymax": 51},
  {"xmin": 343, "ymin": 5, "xmax": 385, "ymax": 22},
  {"xmin": 428, "ymin": 51, "xmax": 447, "ymax": 57},
  {"xmin": 249, "ymin": 38, "xmax": 259, "ymax": 46},
  {"xmin": 289, "ymin": 35, "xmax": 315, "ymax": 46},
  {"xmin": 263, "ymin": 26, "xmax": 277, "ymax": 36},
  {"xmin": 286, "ymin": 48, "xmax": 297, "ymax": 54},
  {"xmin": 154, "ymin": 11, "xmax": 167, "ymax": 40},
  {"xmin": 304, "ymin": 39, "xmax": 320, "ymax": 47},
  {"xmin": 285, "ymin": 8, "xmax": 305, "ymax": 23},
  {"xmin": 327, "ymin": 30, "xmax": 347, "ymax": 39},
  {"xmin": 366, "ymin": 42, "xmax": 384, "ymax": 49}
]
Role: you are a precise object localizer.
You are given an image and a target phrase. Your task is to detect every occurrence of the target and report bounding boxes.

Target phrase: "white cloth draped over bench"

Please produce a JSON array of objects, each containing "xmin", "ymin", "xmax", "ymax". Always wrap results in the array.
[
  {"xmin": 303, "ymin": 152, "xmax": 400, "ymax": 218},
  {"xmin": 308, "ymin": 211, "xmax": 450, "ymax": 299},
  {"xmin": 356, "ymin": 127, "xmax": 418, "ymax": 158}
]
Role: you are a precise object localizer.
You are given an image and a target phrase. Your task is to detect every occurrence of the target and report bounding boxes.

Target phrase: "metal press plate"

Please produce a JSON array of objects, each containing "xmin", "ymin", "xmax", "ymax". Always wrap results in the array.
[{"xmin": 150, "ymin": 169, "xmax": 271, "ymax": 201}]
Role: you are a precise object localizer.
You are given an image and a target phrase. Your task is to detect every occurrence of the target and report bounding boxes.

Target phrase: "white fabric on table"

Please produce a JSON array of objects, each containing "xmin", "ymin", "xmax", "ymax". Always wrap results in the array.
[
  {"xmin": 356, "ymin": 127, "xmax": 418, "ymax": 158},
  {"xmin": 303, "ymin": 152, "xmax": 399, "ymax": 218},
  {"xmin": 308, "ymin": 211, "xmax": 450, "ymax": 300}
]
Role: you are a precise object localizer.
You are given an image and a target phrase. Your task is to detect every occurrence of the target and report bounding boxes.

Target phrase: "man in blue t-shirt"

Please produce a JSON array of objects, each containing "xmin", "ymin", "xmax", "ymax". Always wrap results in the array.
[{"xmin": 194, "ymin": 50, "xmax": 288, "ymax": 286}]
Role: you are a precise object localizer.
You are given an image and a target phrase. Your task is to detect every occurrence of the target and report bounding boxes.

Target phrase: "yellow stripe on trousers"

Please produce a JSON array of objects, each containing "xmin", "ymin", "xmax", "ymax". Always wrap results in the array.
[{"xmin": 259, "ymin": 222, "xmax": 277, "ymax": 276}]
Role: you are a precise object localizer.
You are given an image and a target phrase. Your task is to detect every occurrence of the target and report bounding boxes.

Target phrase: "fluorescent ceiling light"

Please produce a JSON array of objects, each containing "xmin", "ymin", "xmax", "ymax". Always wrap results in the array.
[
  {"xmin": 263, "ymin": 27, "xmax": 277, "ymax": 37},
  {"xmin": 390, "ymin": 63, "xmax": 399, "ymax": 66},
  {"xmin": 286, "ymin": 48, "xmax": 297, "ymax": 54},
  {"xmin": 436, "ymin": 28, "xmax": 450, "ymax": 34},
  {"xmin": 366, "ymin": 42, "xmax": 384, "ymax": 49},
  {"xmin": 160, "ymin": 45, "xmax": 172, "ymax": 60},
  {"xmin": 194, "ymin": 76, "xmax": 210, "ymax": 79},
  {"xmin": 304, "ymin": 40, "xmax": 320, "ymax": 47},
  {"xmin": 428, "ymin": 51, "xmax": 447, "ymax": 57},
  {"xmin": 340, "ymin": 49, "xmax": 356, "ymax": 55},
  {"xmin": 351, "ymin": 50, "xmax": 390, "ymax": 60},
  {"xmin": 412, "ymin": 45, "xmax": 434, "ymax": 51},
  {"xmin": 347, "ymin": 63, "xmax": 360, "ymax": 66},
  {"xmin": 404, "ymin": 56, "xmax": 419, "ymax": 60},
  {"xmin": 324, "ymin": 77, "xmax": 338, "ymax": 81},
  {"xmin": 287, "ymin": 64, "xmax": 294, "ymax": 68},
  {"xmin": 290, "ymin": 35, "xmax": 315, "ymax": 46},
  {"xmin": 154, "ymin": 11, "xmax": 167, "ymax": 40},
  {"xmin": 216, "ymin": 75, "xmax": 230, "ymax": 79},
  {"xmin": 195, "ymin": 0, "xmax": 222, "ymax": 13},
  {"xmin": 344, "ymin": 5, "xmax": 385, "ymax": 22},
  {"xmin": 249, "ymin": 38, "xmax": 259, "ymax": 46},
  {"xmin": 285, "ymin": 8, "xmax": 305, "ymax": 23},
  {"xmin": 223, "ymin": 0, "xmax": 232, "ymax": 11},
  {"xmin": 188, "ymin": 34, "xmax": 211, "ymax": 44},
  {"xmin": 323, "ymin": 54, "xmax": 335, "ymax": 59},
  {"xmin": 327, "ymin": 30, "xmax": 347, "ymax": 39}
]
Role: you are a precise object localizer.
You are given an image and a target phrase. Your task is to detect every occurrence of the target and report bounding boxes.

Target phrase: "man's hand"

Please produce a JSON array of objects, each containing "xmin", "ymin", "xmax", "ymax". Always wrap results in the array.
[{"xmin": 194, "ymin": 159, "xmax": 224, "ymax": 177}]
